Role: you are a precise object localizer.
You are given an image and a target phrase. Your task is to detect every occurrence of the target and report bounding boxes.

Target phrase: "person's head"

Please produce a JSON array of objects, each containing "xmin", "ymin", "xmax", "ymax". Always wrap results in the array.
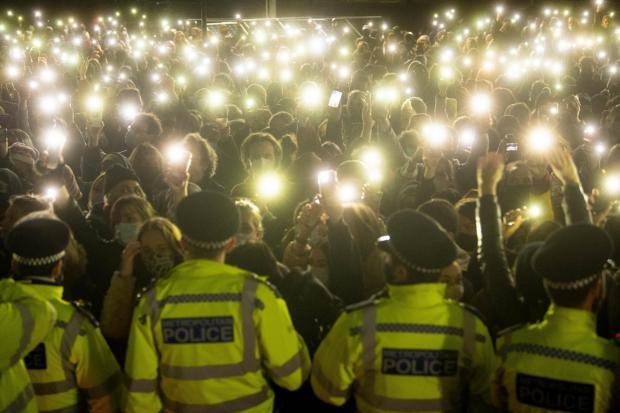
[
  {"xmin": 378, "ymin": 210, "xmax": 460, "ymax": 295},
  {"xmin": 125, "ymin": 113, "xmax": 163, "ymax": 150},
  {"xmin": 514, "ymin": 242, "xmax": 549, "ymax": 321},
  {"xmin": 240, "ymin": 132, "xmax": 282, "ymax": 175},
  {"xmin": 226, "ymin": 241, "xmax": 280, "ymax": 281},
  {"xmin": 454, "ymin": 198, "xmax": 477, "ymax": 251},
  {"xmin": 268, "ymin": 111, "xmax": 295, "ymax": 140},
  {"xmin": 533, "ymin": 224, "xmax": 613, "ymax": 312},
  {"xmin": 128, "ymin": 143, "xmax": 165, "ymax": 189},
  {"xmin": 7, "ymin": 215, "xmax": 70, "ymax": 279},
  {"xmin": 103, "ymin": 164, "xmax": 145, "ymax": 209},
  {"xmin": 176, "ymin": 192, "xmax": 239, "ymax": 262},
  {"xmin": 110, "ymin": 195, "xmax": 156, "ymax": 244},
  {"xmin": 1, "ymin": 195, "xmax": 50, "ymax": 236},
  {"xmin": 137, "ymin": 217, "xmax": 184, "ymax": 278},
  {"xmin": 235, "ymin": 198, "xmax": 263, "ymax": 245},
  {"xmin": 417, "ymin": 199, "xmax": 459, "ymax": 238},
  {"xmin": 246, "ymin": 84, "xmax": 267, "ymax": 108},
  {"xmin": 183, "ymin": 133, "xmax": 218, "ymax": 184}
]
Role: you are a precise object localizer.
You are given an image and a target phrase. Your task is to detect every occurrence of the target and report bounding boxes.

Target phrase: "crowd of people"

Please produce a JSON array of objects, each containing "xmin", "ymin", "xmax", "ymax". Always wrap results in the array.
[{"xmin": 1, "ymin": 1, "xmax": 620, "ymax": 411}]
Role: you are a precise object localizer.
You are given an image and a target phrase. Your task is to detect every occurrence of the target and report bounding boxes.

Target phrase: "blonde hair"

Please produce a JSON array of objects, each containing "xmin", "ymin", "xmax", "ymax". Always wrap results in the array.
[{"xmin": 110, "ymin": 195, "xmax": 156, "ymax": 227}]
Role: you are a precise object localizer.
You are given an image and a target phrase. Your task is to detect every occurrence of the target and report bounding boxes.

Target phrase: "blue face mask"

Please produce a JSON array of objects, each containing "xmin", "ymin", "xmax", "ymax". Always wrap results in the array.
[{"xmin": 115, "ymin": 222, "xmax": 141, "ymax": 245}]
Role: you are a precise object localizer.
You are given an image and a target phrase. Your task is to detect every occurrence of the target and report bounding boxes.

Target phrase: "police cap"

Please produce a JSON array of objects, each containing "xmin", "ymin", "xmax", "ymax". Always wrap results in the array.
[
  {"xmin": 7, "ymin": 216, "xmax": 70, "ymax": 266},
  {"xmin": 378, "ymin": 209, "xmax": 458, "ymax": 275},
  {"xmin": 176, "ymin": 191, "xmax": 239, "ymax": 250},
  {"xmin": 532, "ymin": 224, "xmax": 613, "ymax": 290}
]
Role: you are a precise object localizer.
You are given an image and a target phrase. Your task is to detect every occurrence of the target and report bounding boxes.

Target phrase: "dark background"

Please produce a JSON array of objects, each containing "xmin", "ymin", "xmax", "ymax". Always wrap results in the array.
[{"xmin": 0, "ymin": 0, "xmax": 579, "ymax": 31}]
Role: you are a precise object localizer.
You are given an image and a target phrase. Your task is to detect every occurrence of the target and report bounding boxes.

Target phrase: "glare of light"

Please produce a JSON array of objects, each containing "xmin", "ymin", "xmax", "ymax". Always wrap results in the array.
[
  {"xmin": 151, "ymin": 72, "xmax": 161, "ymax": 83},
  {"xmin": 5, "ymin": 65, "xmax": 20, "ymax": 79},
  {"xmin": 166, "ymin": 144, "xmax": 189, "ymax": 165},
  {"xmin": 337, "ymin": 184, "xmax": 360, "ymax": 204},
  {"xmin": 549, "ymin": 105, "xmax": 559, "ymax": 116},
  {"xmin": 280, "ymin": 68, "xmax": 293, "ymax": 82},
  {"xmin": 235, "ymin": 13, "xmax": 242, "ymax": 19},
  {"xmin": 43, "ymin": 128, "xmax": 67, "ymax": 150},
  {"xmin": 422, "ymin": 122, "xmax": 449, "ymax": 147},
  {"xmin": 245, "ymin": 97, "xmax": 256, "ymax": 109},
  {"xmin": 176, "ymin": 75, "xmax": 187, "ymax": 87},
  {"xmin": 595, "ymin": 143, "xmax": 606, "ymax": 155},
  {"xmin": 527, "ymin": 127, "xmax": 554, "ymax": 152},
  {"xmin": 85, "ymin": 95, "xmax": 104, "ymax": 113},
  {"xmin": 375, "ymin": 87, "xmax": 399, "ymax": 104},
  {"xmin": 496, "ymin": 4, "xmax": 505, "ymax": 15},
  {"xmin": 338, "ymin": 66, "xmax": 351, "ymax": 80},
  {"xmin": 527, "ymin": 204, "xmax": 543, "ymax": 219},
  {"xmin": 387, "ymin": 43, "xmax": 397, "ymax": 53},
  {"xmin": 470, "ymin": 93, "xmax": 492, "ymax": 116},
  {"xmin": 361, "ymin": 148, "xmax": 382, "ymax": 168},
  {"xmin": 584, "ymin": 124, "xmax": 597, "ymax": 136},
  {"xmin": 155, "ymin": 91, "xmax": 169, "ymax": 104},
  {"xmin": 440, "ymin": 48, "xmax": 454, "ymax": 63},
  {"xmin": 463, "ymin": 56, "xmax": 473, "ymax": 67},
  {"xmin": 44, "ymin": 186, "xmax": 58, "ymax": 203},
  {"xmin": 439, "ymin": 66, "xmax": 454, "ymax": 81},
  {"xmin": 254, "ymin": 30, "xmax": 267, "ymax": 44},
  {"xmin": 207, "ymin": 90, "xmax": 226, "ymax": 108},
  {"xmin": 299, "ymin": 83, "xmax": 323, "ymax": 108},
  {"xmin": 605, "ymin": 175, "xmax": 620, "ymax": 195},
  {"xmin": 256, "ymin": 173, "xmax": 283, "ymax": 200},
  {"xmin": 120, "ymin": 103, "xmax": 139, "ymax": 122},
  {"xmin": 460, "ymin": 128, "xmax": 476, "ymax": 147},
  {"xmin": 343, "ymin": 26, "xmax": 350, "ymax": 34},
  {"xmin": 339, "ymin": 46, "xmax": 350, "ymax": 57},
  {"xmin": 610, "ymin": 65, "xmax": 618, "ymax": 76},
  {"xmin": 309, "ymin": 37, "xmax": 326, "ymax": 55}
]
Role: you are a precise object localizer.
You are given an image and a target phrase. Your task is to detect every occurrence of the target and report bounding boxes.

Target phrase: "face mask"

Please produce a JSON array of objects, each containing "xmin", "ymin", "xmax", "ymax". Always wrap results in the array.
[
  {"xmin": 235, "ymin": 232, "xmax": 255, "ymax": 247},
  {"xmin": 115, "ymin": 222, "xmax": 141, "ymax": 245},
  {"xmin": 141, "ymin": 250, "xmax": 176, "ymax": 278}
]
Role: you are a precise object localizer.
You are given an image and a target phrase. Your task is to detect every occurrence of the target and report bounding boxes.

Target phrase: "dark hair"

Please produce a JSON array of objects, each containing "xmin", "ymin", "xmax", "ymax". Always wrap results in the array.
[
  {"xmin": 226, "ymin": 241, "xmax": 280, "ymax": 280},
  {"xmin": 240, "ymin": 132, "xmax": 283, "ymax": 170},
  {"xmin": 418, "ymin": 199, "xmax": 459, "ymax": 235},
  {"xmin": 183, "ymin": 133, "xmax": 219, "ymax": 179}
]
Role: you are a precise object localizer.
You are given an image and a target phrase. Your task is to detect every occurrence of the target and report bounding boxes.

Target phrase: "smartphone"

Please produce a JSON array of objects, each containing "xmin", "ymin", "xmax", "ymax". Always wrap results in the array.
[
  {"xmin": 328, "ymin": 90, "xmax": 343, "ymax": 108},
  {"xmin": 549, "ymin": 102, "xmax": 559, "ymax": 116}
]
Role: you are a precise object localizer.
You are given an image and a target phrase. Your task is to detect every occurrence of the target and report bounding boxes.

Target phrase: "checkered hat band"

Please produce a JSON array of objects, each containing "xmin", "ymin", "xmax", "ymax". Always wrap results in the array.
[
  {"xmin": 543, "ymin": 273, "xmax": 599, "ymax": 291},
  {"xmin": 12, "ymin": 251, "xmax": 65, "ymax": 266},
  {"xmin": 183, "ymin": 235, "xmax": 231, "ymax": 251}
]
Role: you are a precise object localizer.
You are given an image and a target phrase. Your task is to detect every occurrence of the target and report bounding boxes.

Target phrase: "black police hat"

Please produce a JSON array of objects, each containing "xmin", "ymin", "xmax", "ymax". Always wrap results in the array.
[
  {"xmin": 7, "ymin": 216, "xmax": 70, "ymax": 266},
  {"xmin": 176, "ymin": 191, "xmax": 239, "ymax": 250},
  {"xmin": 532, "ymin": 224, "xmax": 613, "ymax": 289},
  {"xmin": 378, "ymin": 209, "xmax": 458, "ymax": 275}
]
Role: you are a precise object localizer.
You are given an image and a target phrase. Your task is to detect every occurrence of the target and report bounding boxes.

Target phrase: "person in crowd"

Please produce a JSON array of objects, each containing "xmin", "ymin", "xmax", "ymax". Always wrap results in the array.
[
  {"xmin": 100, "ymin": 217, "xmax": 184, "ymax": 363},
  {"xmin": 8, "ymin": 214, "xmax": 123, "ymax": 412},
  {"xmin": 124, "ymin": 191, "xmax": 310, "ymax": 412},
  {"xmin": 312, "ymin": 210, "xmax": 495, "ymax": 411}
]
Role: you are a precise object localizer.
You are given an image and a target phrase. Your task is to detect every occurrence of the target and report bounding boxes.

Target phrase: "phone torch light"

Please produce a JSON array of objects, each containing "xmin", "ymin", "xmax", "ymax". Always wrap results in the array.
[
  {"xmin": 595, "ymin": 143, "xmax": 606, "ymax": 155},
  {"xmin": 439, "ymin": 66, "xmax": 454, "ymax": 81},
  {"xmin": 5, "ymin": 65, "xmax": 20, "ymax": 79},
  {"xmin": 470, "ymin": 93, "xmax": 492, "ymax": 116},
  {"xmin": 300, "ymin": 83, "xmax": 323, "ymax": 108},
  {"xmin": 460, "ymin": 128, "xmax": 476, "ymax": 147},
  {"xmin": 207, "ymin": 90, "xmax": 226, "ymax": 108},
  {"xmin": 120, "ymin": 103, "xmax": 139, "ymax": 122},
  {"xmin": 256, "ymin": 173, "xmax": 283, "ymax": 200},
  {"xmin": 44, "ymin": 187, "xmax": 59, "ymax": 203},
  {"xmin": 375, "ymin": 87, "xmax": 398, "ymax": 104},
  {"xmin": 43, "ymin": 128, "xmax": 67, "ymax": 150},
  {"xmin": 605, "ymin": 175, "xmax": 620, "ymax": 195},
  {"xmin": 337, "ymin": 184, "xmax": 361, "ymax": 204},
  {"xmin": 610, "ymin": 65, "xmax": 618, "ymax": 76},
  {"xmin": 85, "ymin": 95, "xmax": 104, "ymax": 113},
  {"xmin": 317, "ymin": 170, "xmax": 335, "ymax": 186},
  {"xmin": 584, "ymin": 124, "xmax": 597, "ymax": 136},
  {"xmin": 361, "ymin": 148, "xmax": 382, "ymax": 168},
  {"xmin": 527, "ymin": 203, "xmax": 543, "ymax": 219},
  {"xmin": 527, "ymin": 127, "xmax": 554, "ymax": 153},
  {"xmin": 166, "ymin": 144, "xmax": 189, "ymax": 165},
  {"xmin": 422, "ymin": 122, "xmax": 449, "ymax": 148}
]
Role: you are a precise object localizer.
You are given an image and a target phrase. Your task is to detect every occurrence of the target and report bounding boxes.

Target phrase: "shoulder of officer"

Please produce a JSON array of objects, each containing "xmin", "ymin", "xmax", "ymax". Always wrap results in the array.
[
  {"xmin": 247, "ymin": 272, "xmax": 282, "ymax": 298},
  {"xmin": 457, "ymin": 302, "xmax": 488, "ymax": 324},
  {"xmin": 135, "ymin": 277, "xmax": 157, "ymax": 305},
  {"xmin": 345, "ymin": 288, "xmax": 389, "ymax": 313},
  {"xmin": 497, "ymin": 323, "xmax": 525, "ymax": 339},
  {"xmin": 71, "ymin": 300, "xmax": 98, "ymax": 327}
]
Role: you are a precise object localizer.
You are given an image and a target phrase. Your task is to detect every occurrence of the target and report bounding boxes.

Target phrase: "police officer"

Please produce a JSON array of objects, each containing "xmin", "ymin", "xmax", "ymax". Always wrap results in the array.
[
  {"xmin": 311, "ymin": 210, "xmax": 496, "ymax": 412},
  {"xmin": 0, "ymin": 278, "xmax": 56, "ymax": 413},
  {"xmin": 7, "ymin": 214, "xmax": 123, "ymax": 412},
  {"xmin": 124, "ymin": 191, "xmax": 310, "ymax": 412},
  {"xmin": 493, "ymin": 224, "xmax": 620, "ymax": 413}
]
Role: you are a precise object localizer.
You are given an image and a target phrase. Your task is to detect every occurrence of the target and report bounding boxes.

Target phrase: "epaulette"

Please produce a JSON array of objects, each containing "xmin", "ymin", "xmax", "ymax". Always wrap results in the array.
[
  {"xmin": 248, "ymin": 273, "xmax": 282, "ymax": 298},
  {"xmin": 345, "ymin": 288, "xmax": 389, "ymax": 313},
  {"xmin": 135, "ymin": 277, "xmax": 157, "ymax": 305},
  {"xmin": 458, "ymin": 302, "xmax": 488, "ymax": 324},
  {"xmin": 497, "ymin": 323, "xmax": 525, "ymax": 338},
  {"xmin": 71, "ymin": 300, "xmax": 98, "ymax": 327}
]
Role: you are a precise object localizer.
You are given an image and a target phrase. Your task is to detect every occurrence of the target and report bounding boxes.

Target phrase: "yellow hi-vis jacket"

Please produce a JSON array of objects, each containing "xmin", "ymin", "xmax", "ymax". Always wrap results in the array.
[
  {"xmin": 494, "ymin": 304, "xmax": 620, "ymax": 413},
  {"xmin": 0, "ymin": 278, "xmax": 56, "ymax": 413},
  {"xmin": 311, "ymin": 283, "xmax": 496, "ymax": 413},
  {"xmin": 20, "ymin": 280, "xmax": 123, "ymax": 413},
  {"xmin": 124, "ymin": 259, "xmax": 311, "ymax": 413}
]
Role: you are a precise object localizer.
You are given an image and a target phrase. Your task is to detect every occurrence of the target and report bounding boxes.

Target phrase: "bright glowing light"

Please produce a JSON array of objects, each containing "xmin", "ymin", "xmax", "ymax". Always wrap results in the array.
[
  {"xmin": 584, "ymin": 124, "xmax": 597, "ymax": 136},
  {"xmin": 299, "ymin": 83, "xmax": 323, "ymax": 108},
  {"xmin": 207, "ymin": 90, "xmax": 226, "ymax": 108},
  {"xmin": 387, "ymin": 43, "xmax": 397, "ymax": 53},
  {"xmin": 527, "ymin": 204, "xmax": 543, "ymax": 219},
  {"xmin": 245, "ymin": 98, "xmax": 256, "ymax": 109},
  {"xmin": 595, "ymin": 143, "xmax": 606, "ymax": 155},
  {"xmin": 470, "ymin": 93, "xmax": 492, "ymax": 116},
  {"xmin": 460, "ymin": 128, "xmax": 476, "ymax": 147},
  {"xmin": 165, "ymin": 144, "xmax": 189, "ymax": 165},
  {"xmin": 39, "ymin": 68, "xmax": 56, "ymax": 84},
  {"xmin": 422, "ymin": 122, "xmax": 449, "ymax": 148},
  {"xmin": 176, "ymin": 75, "xmax": 188, "ymax": 87},
  {"xmin": 605, "ymin": 175, "xmax": 620, "ymax": 195},
  {"xmin": 440, "ymin": 48, "xmax": 454, "ymax": 63},
  {"xmin": 85, "ymin": 95, "xmax": 104, "ymax": 113},
  {"xmin": 256, "ymin": 173, "xmax": 283, "ymax": 200},
  {"xmin": 44, "ymin": 186, "xmax": 58, "ymax": 203},
  {"xmin": 120, "ymin": 103, "xmax": 139, "ymax": 122},
  {"xmin": 5, "ymin": 65, "xmax": 20, "ymax": 79},
  {"xmin": 43, "ymin": 128, "xmax": 67, "ymax": 150},
  {"xmin": 337, "ymin": 184, "xmax": 361, "ymax": 204},
  {"xmin": 155, "ymin": 91, "xmax": 169, "ymax": 104},
  {"xmin": 279, "ymin": 68, "xmax": 293, "ymax": 83},
  {"xmin": 439, "ymin": 66, "xmax": 454, "ymax": 81},
  {"xmin": 375, "ymin": 87, "xmax": 399, "ymax": 104},
  {"xmin": 527, "ymin": 127, "xmax": 554, "ymax": 152}
]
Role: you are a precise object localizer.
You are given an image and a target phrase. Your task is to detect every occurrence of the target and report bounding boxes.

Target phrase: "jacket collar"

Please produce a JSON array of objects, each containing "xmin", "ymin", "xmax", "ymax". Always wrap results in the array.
[
  {"xmin": 19, "ymin": 278, "xmax": 64, "ymax": 300},
  {"xmin": 387, "ymin": 283, "xmax": 447, "ymax": 305},
  {"xmin": 542, "ymin": 304, "xmax": 596, "ymax": 332}
]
